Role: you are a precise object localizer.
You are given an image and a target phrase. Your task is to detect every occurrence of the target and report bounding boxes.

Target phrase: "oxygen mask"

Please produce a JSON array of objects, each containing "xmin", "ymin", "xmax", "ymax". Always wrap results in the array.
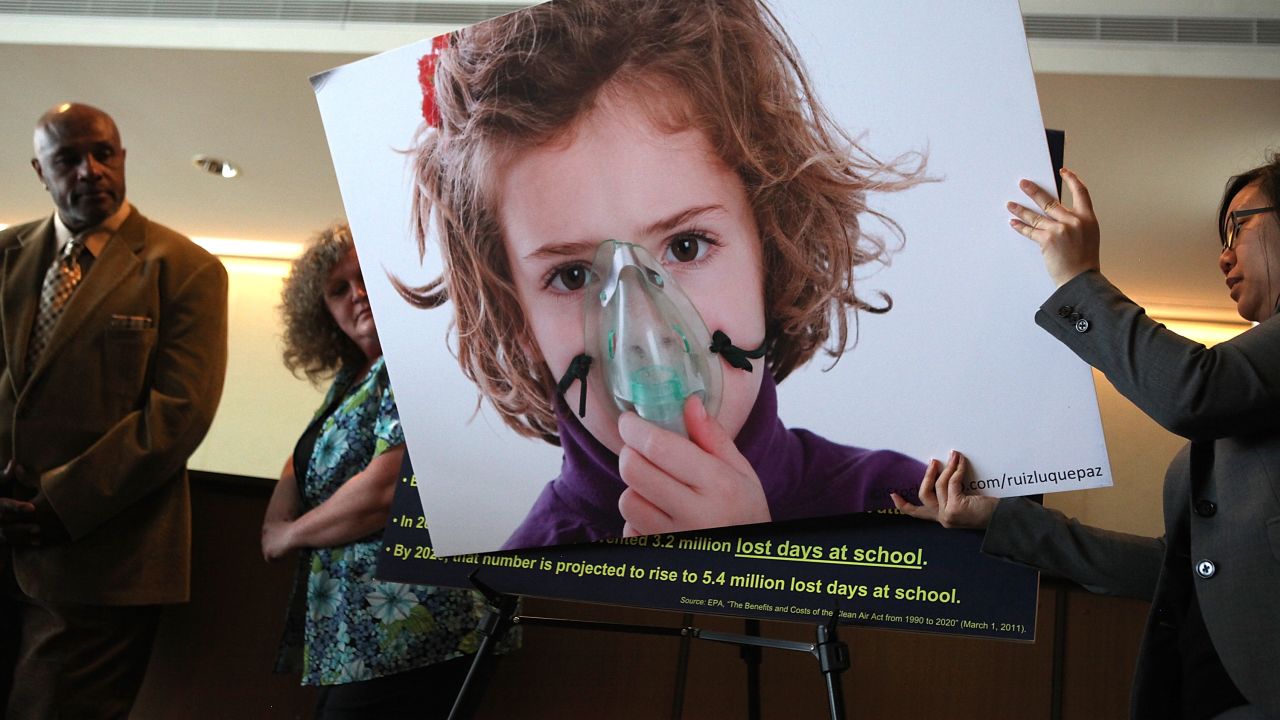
[{"xmin": 580, "ymin": 240, "xmax": 722, "ymax": 436}]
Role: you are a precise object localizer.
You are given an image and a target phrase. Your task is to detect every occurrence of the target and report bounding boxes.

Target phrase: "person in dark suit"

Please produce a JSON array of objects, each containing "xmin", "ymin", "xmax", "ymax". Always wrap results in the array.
[
  {"xmin": 0, "ymin": 103, "xmax": 228, "ymax": 719},
  {"xmin": 894, "ymin": 160, "xmax": 1280, "ymax": 719}
]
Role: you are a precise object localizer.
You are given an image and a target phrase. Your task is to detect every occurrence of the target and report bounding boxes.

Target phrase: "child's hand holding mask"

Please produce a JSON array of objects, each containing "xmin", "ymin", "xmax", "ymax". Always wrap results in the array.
[{"xmin": 616, "ymin": 395, "xmax": 771, "ymax": 536}]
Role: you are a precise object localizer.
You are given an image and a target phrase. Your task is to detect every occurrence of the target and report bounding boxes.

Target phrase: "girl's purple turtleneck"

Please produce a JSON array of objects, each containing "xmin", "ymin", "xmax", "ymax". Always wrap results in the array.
[{"xmin": 503, "ymin": 371, "xmax": 924, "ymax": 550}]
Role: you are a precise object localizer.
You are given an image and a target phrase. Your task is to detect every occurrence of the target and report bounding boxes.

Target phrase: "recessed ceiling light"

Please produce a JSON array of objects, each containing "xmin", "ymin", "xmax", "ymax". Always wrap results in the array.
[{"xmin": 192, "ymin": 154, "xmax": 240, "ymax": 179}]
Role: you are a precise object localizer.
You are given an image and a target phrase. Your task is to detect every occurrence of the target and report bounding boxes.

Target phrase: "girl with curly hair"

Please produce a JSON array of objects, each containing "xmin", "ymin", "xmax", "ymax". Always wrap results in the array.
[{"xmin": 404, "ymin": 0, "xmax": 930, "ymax": 549}]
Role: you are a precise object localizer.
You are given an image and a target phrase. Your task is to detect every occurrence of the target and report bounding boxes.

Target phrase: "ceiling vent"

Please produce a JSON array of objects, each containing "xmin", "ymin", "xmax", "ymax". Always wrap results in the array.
[
  {"xmin": 1, "ymin": 4, "xmax": 1275, "ymax": 47},
  {"xmin": 1025, "ymin": 14, "xmax": 1280, "ymax": 46},
  {"xmin": 0, "ymin": 1, "xmax": 532, "ymax": 25}
]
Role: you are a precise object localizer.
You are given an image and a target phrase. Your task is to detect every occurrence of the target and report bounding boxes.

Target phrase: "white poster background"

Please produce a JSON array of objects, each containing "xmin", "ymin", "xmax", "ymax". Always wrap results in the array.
[{"xmin": 313, "ymin": 0, "xmax": 1111, "ymax": 557}]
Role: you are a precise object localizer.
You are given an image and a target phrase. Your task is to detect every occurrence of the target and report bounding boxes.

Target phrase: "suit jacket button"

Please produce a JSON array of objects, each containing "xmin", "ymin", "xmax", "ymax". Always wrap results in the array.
[
  {"xmin": 1074, "ymin": 319, "xmax": 1090, "ymax": 333},
  {"xmin": 1194, "ymin": 499, "xmax": 1217, "ymax": 517},
  {"xmin": 1057, "ymin": 305, "xmax": 1074, "ymax": 318},
  {"xmin": 1195, "ymin": 559, "xmax": 1216, "ymax": 579}
]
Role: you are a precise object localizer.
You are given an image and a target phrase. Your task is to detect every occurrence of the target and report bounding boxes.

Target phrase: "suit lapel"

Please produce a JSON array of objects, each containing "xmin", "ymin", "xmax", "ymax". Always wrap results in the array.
[
  {"xmin": 1, "ymin": 218, "xmax": 56, "ymax": 386},
  {"xmin": 27, "ymin": 211, "xmax": 145, "ymax": 381}
]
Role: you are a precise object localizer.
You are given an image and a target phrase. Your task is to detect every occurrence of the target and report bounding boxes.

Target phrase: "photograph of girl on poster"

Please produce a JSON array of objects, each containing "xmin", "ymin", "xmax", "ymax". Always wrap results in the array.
[
  {"xmin": 398, "ymin": 0, "xmax": 930, "ymax": 549},
  {"xmin": 312, "ymin": 0, "xmax": 1109, "ymax": 558}
]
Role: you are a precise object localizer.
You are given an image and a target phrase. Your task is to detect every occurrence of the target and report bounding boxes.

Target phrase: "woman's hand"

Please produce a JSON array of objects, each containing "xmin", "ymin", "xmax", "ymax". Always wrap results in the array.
[
  {"xmin": 261, "ymin": 518, "xmax": 297, "ymax": 562},
  {"xmin": 262, "ymin": 457, "xmax": 302, "ymax": 561},
  {"xmin": 891, "ymin": 450, "xmax": 997, "ymax": 529},
  {"xmin": 267, "ymin": 446, "xmax": 405, "ymax": 556},
  {"xmin": 617, "ymin": 396, "xmax": 771, "ymax": 537},
  {"xmin": 1008, "ymin": 168, "xmax": 1100, "ymax": 287}
]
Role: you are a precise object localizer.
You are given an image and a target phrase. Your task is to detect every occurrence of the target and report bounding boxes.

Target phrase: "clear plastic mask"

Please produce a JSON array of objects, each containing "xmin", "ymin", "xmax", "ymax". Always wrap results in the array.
[{"xmin": 582, "ymin": 240, "xmax": 722, "ymax": 436}]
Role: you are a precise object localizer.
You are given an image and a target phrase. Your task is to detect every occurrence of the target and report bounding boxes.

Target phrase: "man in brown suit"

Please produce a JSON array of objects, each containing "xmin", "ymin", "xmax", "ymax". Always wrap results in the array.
[{"xmin": 0, "ymin": 104, "xmax": 228, "ymax": 718}]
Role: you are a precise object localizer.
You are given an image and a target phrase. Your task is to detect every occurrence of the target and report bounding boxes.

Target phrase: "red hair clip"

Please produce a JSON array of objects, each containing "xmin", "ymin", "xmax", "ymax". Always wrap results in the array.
[{"xmin": 418, "ymin": 34, "xmax": 451, "ymax": 127}]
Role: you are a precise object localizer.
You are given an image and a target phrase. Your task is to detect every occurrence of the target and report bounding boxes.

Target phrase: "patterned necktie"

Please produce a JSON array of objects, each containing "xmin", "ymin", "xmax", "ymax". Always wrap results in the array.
[{"xmin": 27, "ymin": 238, "xmax": 86, "ymax": 368}]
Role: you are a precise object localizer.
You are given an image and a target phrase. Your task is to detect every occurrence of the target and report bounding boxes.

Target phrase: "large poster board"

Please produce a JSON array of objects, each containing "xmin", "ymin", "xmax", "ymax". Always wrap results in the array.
[{"xmin": 313, "ymin": 0, "xmax": 1111, "ymax": 557}]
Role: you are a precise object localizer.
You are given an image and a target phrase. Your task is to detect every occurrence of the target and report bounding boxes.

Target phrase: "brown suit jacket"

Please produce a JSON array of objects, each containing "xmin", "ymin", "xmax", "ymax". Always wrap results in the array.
[{"xmin": 0, "ymin": 208, "xmax": 228, "ymax": 605}]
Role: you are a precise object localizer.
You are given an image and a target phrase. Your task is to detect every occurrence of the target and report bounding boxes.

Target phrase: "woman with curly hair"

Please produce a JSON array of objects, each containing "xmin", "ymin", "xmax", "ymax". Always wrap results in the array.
[
  {"xmin": 402, "ymin": 0, "xmax": 930, "ymax": 549},
  {"xmin": 263, "ymin": 224, "xmax": 501, "ymax": 718}
]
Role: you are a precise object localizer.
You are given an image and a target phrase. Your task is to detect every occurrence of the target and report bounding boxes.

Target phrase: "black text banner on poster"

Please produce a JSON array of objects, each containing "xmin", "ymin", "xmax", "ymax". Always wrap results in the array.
[{"xmin": 377, "ymin": 456, "xmax": 1038, "ymax": 642}]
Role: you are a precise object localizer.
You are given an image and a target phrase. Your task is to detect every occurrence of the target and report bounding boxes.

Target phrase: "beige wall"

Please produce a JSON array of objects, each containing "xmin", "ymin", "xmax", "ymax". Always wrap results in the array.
[{"xmin": 187, "ymin": 258, "xmax": 325, "ymax": 480}]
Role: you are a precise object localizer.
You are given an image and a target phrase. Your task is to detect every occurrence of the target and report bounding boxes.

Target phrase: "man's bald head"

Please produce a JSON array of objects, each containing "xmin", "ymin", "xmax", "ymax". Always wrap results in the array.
[
  {"xmin": 31, "ymin": 103, "xmax": 127, "ymax": 231},
  {"xmin": 33, "ymin": 103, "xmax": 121, "ymax": 150}
]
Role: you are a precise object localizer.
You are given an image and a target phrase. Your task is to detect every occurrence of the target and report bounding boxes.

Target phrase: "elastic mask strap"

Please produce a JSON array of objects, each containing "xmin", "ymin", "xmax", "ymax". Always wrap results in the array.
[
  {"xmin": 709, "ymin": 331, "xmax": 766, "ymax": 372},
  {"xmin": 557, "ymin": 353, "xmax": 593, "ymax": 418}
]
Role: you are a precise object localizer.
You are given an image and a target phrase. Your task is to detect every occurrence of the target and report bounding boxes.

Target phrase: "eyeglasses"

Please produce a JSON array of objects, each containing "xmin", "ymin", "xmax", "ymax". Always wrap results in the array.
[{"xmin": 1223, "ymin": 206, "xmax": 1277, "ymax": 251}]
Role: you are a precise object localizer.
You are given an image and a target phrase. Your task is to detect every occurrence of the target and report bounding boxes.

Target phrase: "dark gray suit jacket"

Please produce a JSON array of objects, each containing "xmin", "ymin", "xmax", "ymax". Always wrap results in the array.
[
  {"xmin": 982, "ymin": 270, "xmax": 1280, "ymax": 718},
  {"xmin": 0, "ymin": 208, "xmax": 228, "ymax": 605}
]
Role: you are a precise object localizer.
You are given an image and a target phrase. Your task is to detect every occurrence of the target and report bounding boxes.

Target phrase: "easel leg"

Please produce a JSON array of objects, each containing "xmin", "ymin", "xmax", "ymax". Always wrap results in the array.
[
  {"xmin": 743, "ymin": 619, "xmax": 762, "ymax": 720},
  {"xmin": 814, "ymin": 620, "xmax": 850, "ymax": 720},
  {"xmin": 448, "ymin": 576, "xmax": 517, "ymax": 720},
  {"xmin": 444, "ymin": 598, "xmax": 852, "ymax": 718},
  {"xmin": 693, "ymin": 617, "xmax": 851, "ymax": 719},
  {"xmin": 669, "ymin": 613, "xmax": 693, "ymax": 720}
]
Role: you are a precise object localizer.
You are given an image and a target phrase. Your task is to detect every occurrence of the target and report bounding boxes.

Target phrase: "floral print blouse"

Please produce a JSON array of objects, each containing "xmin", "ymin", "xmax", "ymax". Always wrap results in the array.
[{"xmin": 279, "ymin": 357, "xmax": 496, "ymax": 686}]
